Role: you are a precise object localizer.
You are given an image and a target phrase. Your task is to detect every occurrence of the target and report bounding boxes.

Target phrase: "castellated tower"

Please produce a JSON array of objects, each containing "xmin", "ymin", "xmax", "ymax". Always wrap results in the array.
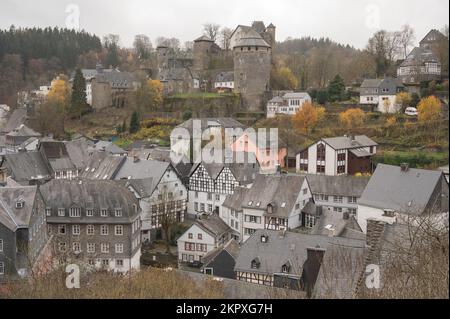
[
  {"xmin": 193, "ymin": 35, "xmax": 215, "ymax": 71},
  {"xmin": 233, "ymin": 30, "xmax": 272, "ymax": 111}
]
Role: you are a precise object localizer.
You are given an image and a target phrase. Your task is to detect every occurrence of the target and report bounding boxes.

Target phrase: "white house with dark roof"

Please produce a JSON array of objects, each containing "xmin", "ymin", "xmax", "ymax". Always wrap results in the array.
[
  {"xmin": 306, "ymin": 174, "xmax": 370, "ymax": 216},
  {"xmin": 117, "ymin": 159, "xmax": 187, "ymax": 242},
  {"xmin": 221, "ymin": 173, "xmax": 313, "ymax": 242},
  {"xmin": 187, "ymin": 161, "xmax": 259, "ymax": 218},
  {"xmin": 234, "ymin": 229, "xmax": 366, "ymax": 293},
  {"xmin": 357, "ymin": 163, "xmax": 449, "ymax": 233},
  {"xmin": 177, "ymin": 212, "xmax": 233, "ymax": 264},
  {"xmin": 214, "ymin": 71, "xmax": 234, "ymax": 92},
  {"xmin": 296, "ymin": 135, "xmax": 378, "ymax": 176},
  {"xmin": 266, "ymin": 92, "xmax": 311, "ymax": 118},
  {"xmin": 359, "ymin": 77, "xmax": 405, "ymax": 113}
]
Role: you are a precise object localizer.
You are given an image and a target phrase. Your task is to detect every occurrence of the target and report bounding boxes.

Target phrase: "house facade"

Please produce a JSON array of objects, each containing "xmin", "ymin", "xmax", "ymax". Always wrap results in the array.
[
  {"xmin": 177, "ymin": 212, "xmax": 233, "ymax": 264},
  {"xmin": 357, "ymin": 163, "xmax": 449, "ymax": 233},
  {"xmin": 40, "ymin": 179, "xmax": 142, "ymax": 273},
  {"xmin": 0, "ymin": 186, "xmax": 49, "ymax": 282},
  {"xmin": 221, "ymin": 173, "xmax": 313, "ymax": 242},
  {"xmin": 359, "ymin": 78, "xmax": 405, "ymax": 113},
  {"xmin": 119, "ymin": 162, "xmax": 188, "ymax": 242},
  {"xmin": 266, "ymin": 92, "xmax": 312, "ymax": 118},
  {"xmin": 296, "ymin": 135, "xmax": 378, "ymax": 176},
  {"xmin": 187, "ymin": 161, "xmax": 258, "ymax": 218}
]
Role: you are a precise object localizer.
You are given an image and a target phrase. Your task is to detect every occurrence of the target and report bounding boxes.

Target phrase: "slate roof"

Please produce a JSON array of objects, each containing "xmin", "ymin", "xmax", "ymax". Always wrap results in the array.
[
  {"xmin": 306, "ymin": 174, "xmax": 370, "ymax": 197},
  {"xmin": 234, "ymin": 230, "xmax": 366, "ymax": 276},
  {"xmin": 360, "ymin": 77, "xmax": 404, "ymax": 95},
  {"xmin": 119, "ymin": 178, "xmax": 158, "ymax": 198},
  {"xmin": 190, "ymin": 160, "xmax": 259, "ymax": 184},
  {"xmin": 222, "ymin": 186, "xmax": 249, "ymax": 211},
  {"xmin": 81, "ymin": 152, "xmax": 125, "ymax": 180},
  {"xmin": 113, "ymin": 158, "xmax": 169, "ymax": 180},
  {"xmin": 1, "ymin": 108, "xmax": 27, "ymax": 133},
  {"xmin": 251, "ymin": 21, "xmax": 266, "ymax": 34},
  {"xmin": 88, "ymin": 140, "xmax": 126, "ymax": 155},
  {"xmin": 40, "ymin": 179, "xmax": 140, "ymax": 223},
  {"xmin": 38, "ymin": 141, "xmax": 75, "ymax": 171},
  {"xmin": 358, "ymin": 164, "xmax": 446, "ymax": 214},
  {"xmin": 65, "ymin": 138, "xmax": 95, "ymax": 170},
  {"xmin": 202, "ymin": 238, "xmax": 240, "ymax": 267},
  {"xmin": 95, "ymin": 71, "xmax": 136, "ymax": 88},
  {"xmin": 2, "ymin": 151, "xmax": 52, "ymax": 183},
  {"xmin": 6, "ymin": 124, "xmax": 41, "ymax": 138},
  {"xmin": 401, "ymin": 47, "xmax": 440, "ymax": 67},
  {"xmin": 241, "ymin": 174, "xmax": 306, "ymax": 218},
  {"xmin": 360, "ymin": 79, "xmax": 383, "ymax": 88},
  {"xmin": 215, "ymin": 71, "xmax": 234, "ymax": 83},
  {"xmin": 283, "ymin": 92, "xmax": 311, "ymax": 100},
  {"xmin": 194, "ymin": 35, "xmax": 214, "ymax": 42},
  {"xmin": 0, "ymin": 186, "xmax": 39, "ymax": 231},
  {"xmin": 311, "ymin": 210, "xmax": 364, "ymax": 239},
  {"xmin": 195, "ymin": 213, "xmax": 233, "ymax": 238},
  {"xmin": 321, "ymin": 135, "xmax": 378, "ymax": 150}
]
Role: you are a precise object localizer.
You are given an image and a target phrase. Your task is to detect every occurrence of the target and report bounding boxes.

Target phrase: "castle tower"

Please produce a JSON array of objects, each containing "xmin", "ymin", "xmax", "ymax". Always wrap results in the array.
[
  {"xmin": 233, "ymin": 30, "xmax": 271, "ymax": 111},
  {"xmin": 193, "ymin": 35, "xmax": 214, "ymax": 71},
  {"xmin": 265, "ymin": 23, "xmax": 276, "ymax": 50},
  {"xmin": 156, "ymin": 45, "xmax": 170, "ymax": 77}
]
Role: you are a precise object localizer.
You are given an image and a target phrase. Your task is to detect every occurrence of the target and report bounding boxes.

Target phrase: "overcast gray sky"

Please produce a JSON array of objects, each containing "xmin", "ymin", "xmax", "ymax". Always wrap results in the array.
[{"xmin": 1, "ymin": 0, "xmax": 448, "ymax": 49}]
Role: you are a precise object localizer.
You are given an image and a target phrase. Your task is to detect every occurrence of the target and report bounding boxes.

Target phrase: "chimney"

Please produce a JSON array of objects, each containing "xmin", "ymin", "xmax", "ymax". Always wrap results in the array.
[
  {"xmin": 133, "ymin": 155, "xmax": 140, "ymax": 163},
  {"xmin": 400, "ymin": 163, "xmax": 409, "ymax": 172},
  {"xmin": 343, "ymin": 211, "xmax": 350, "ymax": 220},
  {"xmin": 366, "ymin": 219, "xmax": 386, "ymax": 248},
  {"xmin": 304, "ymin": 246, "xmax": 326, "ymax": 297}
]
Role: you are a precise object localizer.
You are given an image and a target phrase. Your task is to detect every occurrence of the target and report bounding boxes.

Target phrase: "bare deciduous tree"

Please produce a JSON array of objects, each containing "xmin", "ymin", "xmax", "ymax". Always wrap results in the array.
[{"xmin": 203, "ymin": 23, "xmax": 220, "ymax": 42}]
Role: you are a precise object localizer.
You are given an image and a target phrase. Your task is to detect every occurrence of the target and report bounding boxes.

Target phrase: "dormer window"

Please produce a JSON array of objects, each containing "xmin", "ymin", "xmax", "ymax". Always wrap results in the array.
[
  {"xmin": 115, "ymin": 208, "xmax": 122, "ymax": 217},
  {"xmin": 45, "ymin": 207, "xmax": 51, "ymax": 216},
  {"xmin": 16, "ymin": 201, "xmax": 25, "ymax": 209},
  {"xmin": 260, "ymin": 235, "xmax": 268, "ymax": 243},
  {"xmin": 281, "ymin": 261, "xmax": 291, "ymax": 273},
  {"xmin": 267, "ymin": 204, "xmax": 273, "ymax": 214},
  {"xmin": 248, "ymin": 201, "xmax": 253, "ymax": 206},
  {"xmin": 383, "ymin": 209, "xmax": 395, "ymax": 217},
  {"xmin": 251, "ymin": 257, "xmax": 260, "ymax": 269}
]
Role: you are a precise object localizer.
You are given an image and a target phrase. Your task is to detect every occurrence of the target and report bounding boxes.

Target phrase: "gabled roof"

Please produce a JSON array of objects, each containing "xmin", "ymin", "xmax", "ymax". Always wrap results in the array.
[
  {"xmin": 306, "ymin": 174, "xmax": 370, "ymax": 197},
  {"xmin": 251, "ymin": 21, "xmax": 266, "ymax": 34},
  {"xmin": 202, "ymin": 238, "xmax": 240, "ymax": 267},
  {"xmin": 321, "ymin": 135, "xmax": 378, "ymax": 150},
  {"xmin": 283, "ymin": 92, "xmax": 311, "ymax": 100},
  {"xmin": 88, "ymin": 140, "xmax": 126, "ymax": 155},
  {"xmin": 2, "ymin": 151, "xmax": 52, "ymax": 183},
  {"xmin": 358, "ymin": 164, "xmax": 446, "ymax": 214},
  {"xmin": 242, "ymin": 174, "xmax": 306, "ymax": 218},
  {"xmin": 400, "ymin": 47, "xmax": 440, "ymax": 67},
  {"xmin": 65, "ymin": 138, "xmax": 95, "ymax": 170},
  {"xmin": 113, "ymin": 158, "xmax": 170, "ymax": 181},
  {"xmin": 235, "ymin": 230, "xmax": 366, "ymax": 275},
  {"xmin": 0, "ymin": 186, "xmax": 39, "ymax": 231},
  {"xmin": 215, "ymin": 71, "xmax": 234, "ymax": 82},
  {"xmin": 39, "ymin": 141, "xmax": 75, "ymax": 171},
  {"xmin": 1, "ymin": 108, "xmax": 27, "ymax": 133},
  {"xmin": 120, "ymin": 178, "xmax": 158, "ymax": 198},
  {"xmin": 6, "ymin": 124, "xmax": 41, "ymax": 138},
  {"xmin": 95, "ymin": 72, "xmax": 136, "ymax": 88},
  {"xmin": 81, "ymin": 152, "xmax": 126, "ymax": 180},
  {"xmin": 222, "ymin": 186, "xmax": 249, "ymax": 211},
  {"xmin": 195, "ymin": 213, "xmax": 233, "ymax": 238}
]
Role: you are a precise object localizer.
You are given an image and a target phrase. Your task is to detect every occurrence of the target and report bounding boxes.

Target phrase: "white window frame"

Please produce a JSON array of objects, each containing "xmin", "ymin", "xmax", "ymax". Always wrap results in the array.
[
  {"xmin": 115, "ymin": 243, "xmax": 124, "ymax": 253},
  {"xmin": 87, "ymin": 225, "xmax": 95, "ymax": 235},
  {"xmin": 72, "ymin": 225, "xmax": 80, "ymax": 236},
  {"xmin": 101, "ymin": 243, "xmax": 109, "ymax": 253},
  {"xmin": 87, "ymin": 243, "xmax": 95, "ymax": 253},
  {"xmin": 115, "ymin": 225, "xmax": 123, "ymax": 236},
  {"xmin": 100, "ymin": 225, "xmax": 109, "ymax": 235},
  {"xmin": 0, "ymin": 262, "xmax": 4, "ymax": 275}
]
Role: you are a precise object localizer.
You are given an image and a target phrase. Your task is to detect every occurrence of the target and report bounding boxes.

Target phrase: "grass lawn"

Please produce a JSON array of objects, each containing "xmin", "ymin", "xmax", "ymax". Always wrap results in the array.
[
  {"xmin": 170, "ymin": 92, "xmax": 236, "ymax": 99},
  {"xmin": 373, "ymin": 150, "xmax": 449, "ymax": 169}
]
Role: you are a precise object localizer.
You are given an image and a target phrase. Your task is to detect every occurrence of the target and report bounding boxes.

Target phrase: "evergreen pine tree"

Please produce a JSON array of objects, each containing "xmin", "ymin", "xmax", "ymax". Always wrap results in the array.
[
  {"xmin": 70, "ymin": 68, "xmax": 88, "ymax": 118},
  {"xmin": 327, "ymin": 74, "xmax": 346, "ymax": 102},
  {"xmin": 129, "ymin": 112, "xmax": 140, "ymax": 134}
]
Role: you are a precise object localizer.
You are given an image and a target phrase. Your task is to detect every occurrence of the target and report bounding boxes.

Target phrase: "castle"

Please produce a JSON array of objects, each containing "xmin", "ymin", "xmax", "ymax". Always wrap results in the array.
[{"xmin": 155, "ymin": 21, "xmax": 276, "ymax": 112}]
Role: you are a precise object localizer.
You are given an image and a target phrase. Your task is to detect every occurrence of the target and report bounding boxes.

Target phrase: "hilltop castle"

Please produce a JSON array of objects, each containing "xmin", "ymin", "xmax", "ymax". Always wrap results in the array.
[{"xmin": 155, "ymin": 21, "xmax": 276, "ymax": 112}]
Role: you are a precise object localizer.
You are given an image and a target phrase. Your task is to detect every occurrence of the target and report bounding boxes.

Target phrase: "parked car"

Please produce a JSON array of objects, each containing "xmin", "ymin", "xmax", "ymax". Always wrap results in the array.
[{"xmin": 405, "ymin": 107, "xmax": 418, "ymax": 116}]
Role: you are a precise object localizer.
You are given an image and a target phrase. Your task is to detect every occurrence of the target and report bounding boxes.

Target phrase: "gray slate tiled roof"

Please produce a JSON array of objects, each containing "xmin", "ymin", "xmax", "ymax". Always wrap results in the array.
[
  {"xmin": 322, "ymin": 135, "xmax": 378, "ymax": 150},
  {"xmin": 358, "ymin": 164, "xmax": 446, "ymax": 214},
  {"xmin": 202, "ymin": 238, "xmax": 240, "ymax": 267},
  {"xmin": 81, "ymin": 152, "xmax": 125, "ymax": 180},
  {"xmin": 6, "ymin": 124, "xmax": 41, "ymax": 138},
  {"xmin": 306, "ymin": 174, "xmax": 370, "ymax": 197},
  {"xmin": 241, "ymin": 174, "xmax": 306, "ymax": 218},
  {"xmin": 3, "ymin": 151, "xmax": 52, "ymax": 183},
  {"xmin": 113, "ymin": 158, "xmax": 169, "ymax": 181},
  {"xmin": 0, "ymin": 186, "xmax": 39, "ymax": 231},
  {"xmin": 195, "ymin": 213, "xmax": 233, "ymax": 238},
  {"xmin": 40, "ymin": 179, "xmax": 140, "ymax": 222},
  {"xmin": 222, "ymin": 186, "xmax": 249, "ymax": 211},
  {"xmin": 234, "ymin": 230, "xmax": 366, "ymax": 275}
]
